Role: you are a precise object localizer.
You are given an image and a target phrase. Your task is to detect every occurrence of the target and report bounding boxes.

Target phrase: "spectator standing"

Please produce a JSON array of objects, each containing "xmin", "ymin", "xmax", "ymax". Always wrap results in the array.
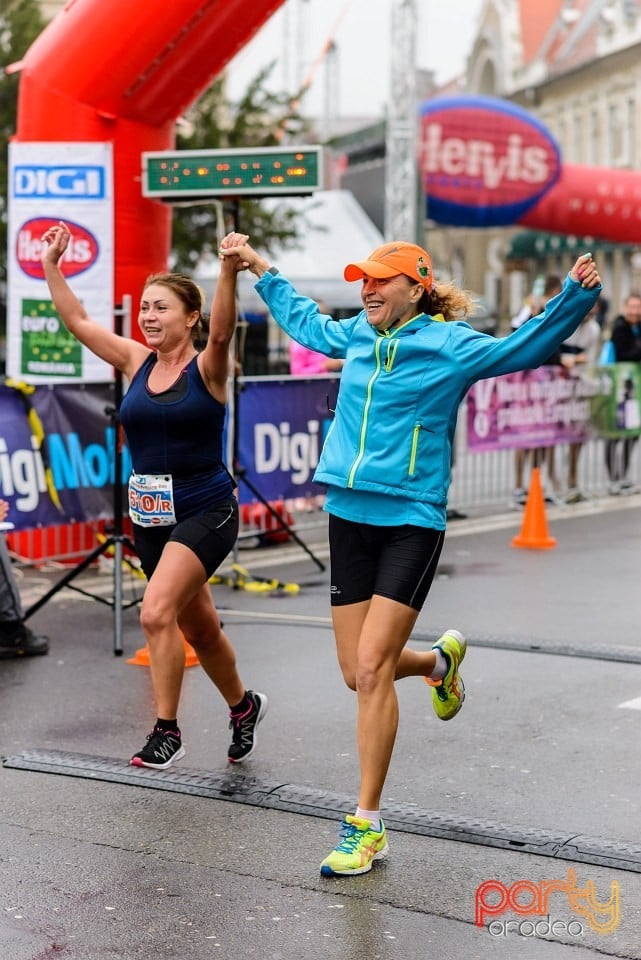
[
  {"xmin": 0, "ymin": 500, "xmax": 49, "ymax": 659},
  {"xmin": 558, "ymin": 302, "xmax": 603, "ymax": 502},
  {"xmin": 605, "ymin": 293, "xmax": 641, "ymax": 494},
  {"xmin": 512, "ymin": 275, "xmax": 563, "ymax": 506},
  {"xmin": 289, "ymin": 300, "xmax": 343, "ymax": 375}
]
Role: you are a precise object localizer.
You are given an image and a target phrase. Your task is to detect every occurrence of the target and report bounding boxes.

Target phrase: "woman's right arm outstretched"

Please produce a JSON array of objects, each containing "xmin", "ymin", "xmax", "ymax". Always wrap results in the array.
[{"xmin": 41, "ymin": 221, "xmax": 149, "ymax": 378}]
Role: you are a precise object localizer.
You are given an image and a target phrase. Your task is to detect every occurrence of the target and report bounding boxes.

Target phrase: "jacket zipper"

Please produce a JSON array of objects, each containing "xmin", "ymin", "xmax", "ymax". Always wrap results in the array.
[
  {"xmin": 347, "ymin": 336, "xmax": 383, "ymax": 487},
  {"xmin": 346, "ymin": 317, "xmax": 424, "ymax": 487},
  {"xmin": 409, "ymin": 424, "xmax": 420, "ymax": 475}
]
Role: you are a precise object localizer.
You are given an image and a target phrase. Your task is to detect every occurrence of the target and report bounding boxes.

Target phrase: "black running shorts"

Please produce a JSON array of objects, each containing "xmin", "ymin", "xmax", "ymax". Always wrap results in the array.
[
  {"xmin": 133, "ymin": 499, "xmax": 238, "ymax": 580},
  {"xmin": 328, "ymin": 514, "xmax": 444, "ymax": 611}
]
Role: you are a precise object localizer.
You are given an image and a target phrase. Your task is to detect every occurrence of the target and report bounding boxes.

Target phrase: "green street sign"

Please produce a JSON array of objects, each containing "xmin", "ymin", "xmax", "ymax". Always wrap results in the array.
[{"xmin": 142, "ymin": 145, "xmax": 323, "ymax": 199}]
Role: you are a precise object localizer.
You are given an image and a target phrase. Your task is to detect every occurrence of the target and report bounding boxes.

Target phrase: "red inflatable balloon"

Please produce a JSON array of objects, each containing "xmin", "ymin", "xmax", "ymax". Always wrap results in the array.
[{"xmin": 14, "ymin": 0, "xmax": 286, "ymax": 340}]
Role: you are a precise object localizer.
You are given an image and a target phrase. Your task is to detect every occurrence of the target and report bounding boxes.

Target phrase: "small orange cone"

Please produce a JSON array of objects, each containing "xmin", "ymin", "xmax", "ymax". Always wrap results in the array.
[
  {"xmin": 511, "ymin": 467, "xmax": 557, "ymax": 550},
  {"xmin": 126, "ymin": 633, "xmax": 200, "ymax": 667}
]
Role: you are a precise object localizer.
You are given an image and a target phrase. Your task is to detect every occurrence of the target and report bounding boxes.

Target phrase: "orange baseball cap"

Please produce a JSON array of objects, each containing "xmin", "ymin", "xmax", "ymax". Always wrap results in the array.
[{"xmin": 344, "ymin": 242, "xmax": 433, "ymax": 290}]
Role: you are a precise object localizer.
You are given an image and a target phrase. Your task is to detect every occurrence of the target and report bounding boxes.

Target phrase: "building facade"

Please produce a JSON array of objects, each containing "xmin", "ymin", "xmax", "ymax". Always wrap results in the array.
[{"xmin": 453, "ymin": 0, "xmax": 641, "ymax": 324}]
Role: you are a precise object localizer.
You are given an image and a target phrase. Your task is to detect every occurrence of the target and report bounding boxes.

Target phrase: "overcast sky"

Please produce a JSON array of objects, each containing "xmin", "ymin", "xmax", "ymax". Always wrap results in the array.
[{"xmin": 226, "ymin": 0, "xmax": 485, "ymax": 118}]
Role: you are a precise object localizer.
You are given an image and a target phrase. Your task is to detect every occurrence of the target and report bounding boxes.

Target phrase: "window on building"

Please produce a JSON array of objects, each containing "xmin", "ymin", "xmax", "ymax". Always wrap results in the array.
[
  {"xmin": 588, "ymin": 109, "xmax": 600, "ymax": 165},
  {"xmin": 625, "ymin": 96, "xmax": 637, "ymax": 167},
  {"xmin": 607, "ymin": 102, "xmax": 622, "ymax": 165},
  {"xmin": 572, "ymin": 111, "xmax": 583, "ymax": 162}
]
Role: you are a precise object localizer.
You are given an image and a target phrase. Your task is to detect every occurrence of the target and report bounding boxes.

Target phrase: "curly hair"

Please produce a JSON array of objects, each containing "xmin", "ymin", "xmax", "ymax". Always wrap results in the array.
[{"xmin": 415, "ymin": 279, "xmax": 477, "ymax": 321}]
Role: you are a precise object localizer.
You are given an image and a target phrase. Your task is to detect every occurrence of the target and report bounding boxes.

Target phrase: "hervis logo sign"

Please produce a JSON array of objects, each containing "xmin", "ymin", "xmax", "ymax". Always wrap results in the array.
[
  {"xmin": 16, "ymin": 217, "xmax": 99, "ymax": 280},
  {"xmin": 419, "ymin": 94, "xmax": 561, "ymax": 227}
]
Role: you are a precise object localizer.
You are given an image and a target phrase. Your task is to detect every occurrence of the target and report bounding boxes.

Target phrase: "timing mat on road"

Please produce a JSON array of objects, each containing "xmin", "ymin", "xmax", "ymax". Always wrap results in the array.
[{"xmin": 4, "ymin": 748, "xmax": 641, "ymax": 874}]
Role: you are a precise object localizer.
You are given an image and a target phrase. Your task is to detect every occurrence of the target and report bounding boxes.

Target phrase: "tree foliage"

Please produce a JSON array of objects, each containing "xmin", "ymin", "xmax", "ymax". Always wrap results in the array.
[
  {"xmin": 0, "ymin": 0, "xmax": 45, "ymax": 304},
  {"xmin": 171, "ymin": 63, "xmax": 314, "ymax": 273}
]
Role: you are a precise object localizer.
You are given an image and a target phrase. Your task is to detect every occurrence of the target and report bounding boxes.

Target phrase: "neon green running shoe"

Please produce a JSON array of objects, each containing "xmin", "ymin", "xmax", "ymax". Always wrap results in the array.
[
  {"xmin": 425, "ymin": 628, "xmax": 466, "ymax": 721},
  {"xmin": 320, "ymin": 816, "xmax": 389, "ymax": 877}
]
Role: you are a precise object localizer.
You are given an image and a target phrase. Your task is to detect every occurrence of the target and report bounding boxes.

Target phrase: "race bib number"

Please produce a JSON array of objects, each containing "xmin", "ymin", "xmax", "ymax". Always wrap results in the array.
[{"xmin": 128, "ymin": 473, "xmax": 177, "ymax": 527}]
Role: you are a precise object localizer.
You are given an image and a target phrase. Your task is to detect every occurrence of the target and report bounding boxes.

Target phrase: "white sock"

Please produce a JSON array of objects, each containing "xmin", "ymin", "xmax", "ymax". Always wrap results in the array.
[
  {"xmin": 429, "ymin": 649, "xmax": 448, "ymax": 681},
  {"xmin": 355, "ymin": 807, "xmax": 381, "ymax": 832}
]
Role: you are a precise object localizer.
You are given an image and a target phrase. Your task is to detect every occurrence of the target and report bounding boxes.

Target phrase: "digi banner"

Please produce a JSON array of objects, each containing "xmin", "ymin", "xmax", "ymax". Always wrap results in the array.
[
  {"xmin": 0, "ymin": 383, "xmax": 130, "ymax": 530},
  {"xmin": 467, "ymin": 365, "xmax": 616, "ymax": 452},
  {"xmin": 234, "ymin": 375, "xmax": 340, "ymax": 502},
  {"xmin": 7, "ymin": 142, "xmax": 114, "ymax": 383}
]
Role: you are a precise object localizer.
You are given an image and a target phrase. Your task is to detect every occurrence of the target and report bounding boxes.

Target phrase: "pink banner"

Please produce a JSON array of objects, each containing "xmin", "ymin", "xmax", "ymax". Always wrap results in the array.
[{"xmin": 466, "ymin": 366, "xmax": 608, "ymax": 452}]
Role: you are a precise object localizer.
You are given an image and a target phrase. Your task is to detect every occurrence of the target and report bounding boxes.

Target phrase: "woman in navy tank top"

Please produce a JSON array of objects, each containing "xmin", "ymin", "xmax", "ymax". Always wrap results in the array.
[{"xmin": 41, "ymin": 222, "xmax": 267, "ymax": 769}]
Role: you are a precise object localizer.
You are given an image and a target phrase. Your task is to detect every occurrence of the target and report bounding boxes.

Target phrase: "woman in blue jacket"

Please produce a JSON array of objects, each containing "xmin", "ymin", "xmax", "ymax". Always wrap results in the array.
[{"xmin": 222, "ymin": 237, "xmax": 601, "ymax": 877}]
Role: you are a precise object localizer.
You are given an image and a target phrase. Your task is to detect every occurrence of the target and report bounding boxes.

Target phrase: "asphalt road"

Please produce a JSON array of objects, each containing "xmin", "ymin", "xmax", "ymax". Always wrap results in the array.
[{"xmin": 1, "ymin": 496, "xmax": 640, "ymax": 959}]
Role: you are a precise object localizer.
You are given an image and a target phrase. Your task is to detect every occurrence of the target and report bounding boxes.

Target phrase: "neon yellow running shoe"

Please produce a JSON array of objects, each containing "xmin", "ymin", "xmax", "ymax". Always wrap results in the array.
[
  {"xmin": 425, "ymin": 628, "xmax": 466, "ymax": 721},
  {"xmin": 320, "ymin": 816, "xmax": 389, "ymax": 877}
]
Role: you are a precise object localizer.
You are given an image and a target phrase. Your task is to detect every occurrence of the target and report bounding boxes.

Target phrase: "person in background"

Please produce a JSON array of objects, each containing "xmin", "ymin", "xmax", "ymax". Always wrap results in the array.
[
  {"xmin": 510, "ymin": 274, "xmax": 545, "ymax": 331},
  {"xmin": 222, "ymin": 236, "xmax": 601, "ymax": 879},
  {"xmin": 0, "ymin": 500, "xmax": 49, "ymax": 659},
  {"xmin": 41, "ymin": 222, "xmax": 267, "ymax": 769},
  {"xmin": 595, "ymin": 295, "xmax": 610, "ymax": 330},
  {"xmin": 289, "ymin": 300, "xmax": 344, "ymax": 375},
  {"xmin": 512, "ymin": 275, "xmax": 563, "ymax": 506},
  {"xmin": 605, "ymin": 292, "xmax": 641, "ymax": 494},
  {"xmin": 557, "ymin": 301, "xmax": 603, "ymax": 502}
]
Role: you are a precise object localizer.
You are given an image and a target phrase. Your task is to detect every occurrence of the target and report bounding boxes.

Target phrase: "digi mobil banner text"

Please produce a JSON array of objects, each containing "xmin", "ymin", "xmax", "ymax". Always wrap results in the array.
[{"xmin": 0, "ymin": 383, "xmax": 127, "ymax": 528}]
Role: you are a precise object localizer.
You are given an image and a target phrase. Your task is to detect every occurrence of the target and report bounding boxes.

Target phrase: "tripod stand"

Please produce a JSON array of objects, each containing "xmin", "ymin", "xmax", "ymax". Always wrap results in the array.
[
  {"xmin": 229, "ymin": 297, "xmax": 326, "ymax": 573},
  {"xmin": 224, "ymin": 199, "xmax": 325, "ymax": 575},
  {"xmin": 23, "ymin": 298, "xmax": 141, "ymax": 656}
]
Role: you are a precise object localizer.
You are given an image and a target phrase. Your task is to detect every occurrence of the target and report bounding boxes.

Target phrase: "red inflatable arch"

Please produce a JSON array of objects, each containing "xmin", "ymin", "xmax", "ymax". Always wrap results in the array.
[{"xmin": 14, "ymin": 0, "xmax": 285, "ymax": 337}]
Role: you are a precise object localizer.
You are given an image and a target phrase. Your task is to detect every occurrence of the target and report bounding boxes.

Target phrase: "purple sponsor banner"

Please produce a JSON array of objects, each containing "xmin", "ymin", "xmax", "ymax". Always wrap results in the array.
[
  {"xmin": 467, "ymin": 366, "xmax": 606, "ymax": 452},
  {"xmin": 235, "ymin": 375, "xmax": 340, "ymax": 503}
]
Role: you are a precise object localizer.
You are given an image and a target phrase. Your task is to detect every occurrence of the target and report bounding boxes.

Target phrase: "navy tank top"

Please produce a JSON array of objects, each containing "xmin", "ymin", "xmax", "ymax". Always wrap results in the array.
[{"xmin": 119, "ymin": 353, "xmax": 234, "ymax": 520}]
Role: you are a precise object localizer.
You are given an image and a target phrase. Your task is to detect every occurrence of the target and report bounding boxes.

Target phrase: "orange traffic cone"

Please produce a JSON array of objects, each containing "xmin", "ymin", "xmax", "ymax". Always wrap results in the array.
[
  {"xmin": 511, "ymin": 467, "xmax": 557, "ymax": 550},
  {"xmin": 126, "ymin": 633, "xmax": 200, "ymax": 667}
]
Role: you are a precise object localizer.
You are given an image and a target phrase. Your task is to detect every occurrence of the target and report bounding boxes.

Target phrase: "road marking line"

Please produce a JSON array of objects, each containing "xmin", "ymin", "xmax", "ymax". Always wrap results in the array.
[{"xmin": 618, "ymin": 696, "xmax": 641, "ymax": 710}]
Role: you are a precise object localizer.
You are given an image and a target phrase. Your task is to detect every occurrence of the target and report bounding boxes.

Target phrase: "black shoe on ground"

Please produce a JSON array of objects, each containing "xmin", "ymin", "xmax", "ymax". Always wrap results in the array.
[
  {"xmin": 130, "ymin": 727, "xmax": 185, "ymax": 769},
  {"xmin": 0, "ymin": 622, "xmax": 49, "ymax": 659},
  {"xmin": 228, "ymin": 691, "xmax": 268, "ymax": 763}
]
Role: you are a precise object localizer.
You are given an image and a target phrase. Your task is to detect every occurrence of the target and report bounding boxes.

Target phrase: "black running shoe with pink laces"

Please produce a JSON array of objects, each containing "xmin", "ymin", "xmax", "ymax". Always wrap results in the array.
[
  {"xmin": 130, "ymin": 727, "xmax": 185, "ymax": 769},
  {"xmin": 228, "ymin": 691, "xmax": 268, "ymax": 763}
]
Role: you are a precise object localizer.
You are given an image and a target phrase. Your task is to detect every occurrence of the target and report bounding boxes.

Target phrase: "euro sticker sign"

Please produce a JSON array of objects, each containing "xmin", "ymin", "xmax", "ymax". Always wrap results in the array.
[{"xmin": 419, "ymin": 95, "xmax": 562, "ymax": 227}]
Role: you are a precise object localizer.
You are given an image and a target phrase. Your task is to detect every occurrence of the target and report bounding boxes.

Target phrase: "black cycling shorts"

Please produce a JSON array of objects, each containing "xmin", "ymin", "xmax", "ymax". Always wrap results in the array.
[
  {"xmin": 328, "ymin": 514, "xmax": 444, "ymax": 611},
  {"xmin": 133, "ymin": 499, "xmax": 238, "ymax": 581}
]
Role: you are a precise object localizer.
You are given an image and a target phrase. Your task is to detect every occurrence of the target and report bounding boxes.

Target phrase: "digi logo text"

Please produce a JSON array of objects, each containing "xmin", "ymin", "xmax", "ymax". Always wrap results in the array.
[{"xmin": 13, "ymin": 165, "xmax": 105, "ymax": 199}]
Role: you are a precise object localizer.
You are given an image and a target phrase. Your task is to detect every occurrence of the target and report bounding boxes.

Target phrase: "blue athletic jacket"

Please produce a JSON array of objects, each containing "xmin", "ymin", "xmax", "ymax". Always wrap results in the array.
[{"xmin": 255, "ymin": 270, "xmax": 600, "ymax": 526}]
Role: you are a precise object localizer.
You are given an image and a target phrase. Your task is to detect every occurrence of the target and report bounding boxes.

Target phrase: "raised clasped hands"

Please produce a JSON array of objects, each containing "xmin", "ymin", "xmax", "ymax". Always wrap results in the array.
[
  {"xmin": 218, "ymin": 233, "xmax": 267, "ymax": 276},
  {"xmin": 218, "ymin": 231, "xmax": 251, "ymax": 272}
]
